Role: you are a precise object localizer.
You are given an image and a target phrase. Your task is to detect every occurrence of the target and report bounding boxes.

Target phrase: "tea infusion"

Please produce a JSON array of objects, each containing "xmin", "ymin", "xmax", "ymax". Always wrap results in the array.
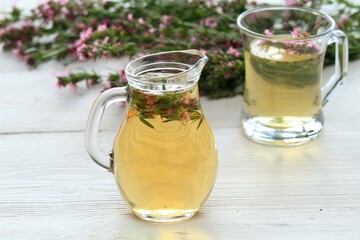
[
  {"xmin": 243, "ymin": 39, "xmax": 324, "ymax": 128},
  {"xmin": 113, "ymin": 85, "xmax": 217, "ymax": 221}
]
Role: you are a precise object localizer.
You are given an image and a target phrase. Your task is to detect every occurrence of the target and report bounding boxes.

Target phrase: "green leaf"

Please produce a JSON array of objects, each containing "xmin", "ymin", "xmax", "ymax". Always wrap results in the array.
[
  {"xmin": 196, "ymin": 117, "xmax": 203, "ymax": 130},
  {"xmin": 162, "ymin": 119, "xmax": 175, "ymax": 123},
  {"xmin": 139, "ymin": 116, "xmax": 155, "ymax": 129}
]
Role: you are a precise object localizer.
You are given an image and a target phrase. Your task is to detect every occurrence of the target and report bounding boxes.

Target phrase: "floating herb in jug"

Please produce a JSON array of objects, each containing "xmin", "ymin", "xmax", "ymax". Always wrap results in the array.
[
  {"xmin": 248, "ymin": 28, "xmax": 324, "ymax": 88},
  {"xmin": 129, "ymin": 87, "xmax": 204, "ymax": 129}
]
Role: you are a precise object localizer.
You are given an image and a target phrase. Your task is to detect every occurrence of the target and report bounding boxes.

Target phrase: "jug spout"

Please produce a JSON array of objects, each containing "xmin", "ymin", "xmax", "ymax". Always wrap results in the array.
[
  {"xmin": 181, "ymin": 49, "xmax": 209, "ymax": 72},
  {"xmin": 125, "ymin": 49, "xmax": 208, "ymax": 91}
]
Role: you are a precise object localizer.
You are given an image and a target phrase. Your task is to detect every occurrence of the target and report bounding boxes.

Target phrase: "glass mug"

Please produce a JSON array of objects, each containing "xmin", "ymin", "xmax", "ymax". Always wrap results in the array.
[
  {"xmin": 85, "ymin": 50, "xmax": 218, "ymax": 223},
  {"xmin": 237, "ymin": 7, "xmax": 348, "ymax": 146}
]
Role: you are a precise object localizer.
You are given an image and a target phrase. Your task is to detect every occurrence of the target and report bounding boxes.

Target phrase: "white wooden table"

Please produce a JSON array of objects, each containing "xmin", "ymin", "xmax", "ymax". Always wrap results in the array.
[{"xmin": 1, "ymin": 2, "xmax": 360, "ymax": 240}]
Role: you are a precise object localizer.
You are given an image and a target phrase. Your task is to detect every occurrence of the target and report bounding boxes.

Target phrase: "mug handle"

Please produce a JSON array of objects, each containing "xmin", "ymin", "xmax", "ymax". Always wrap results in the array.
[
  {"xmin": 322, "ymin": 30, "xmax": 348, "ymax": 106},
  {"xmin": 85, "ymin": 87, "xmax": 128, "ymax": 172}
]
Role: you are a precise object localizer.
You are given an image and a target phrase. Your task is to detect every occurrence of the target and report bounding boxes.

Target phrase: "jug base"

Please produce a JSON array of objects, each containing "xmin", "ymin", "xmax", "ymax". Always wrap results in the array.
[
  {"xmin": 240, "ymin": 111, "xmax": 324, "ymax": 146},
  {"xmin": 133, "ymin": 209, "xmax": 197, "ymax": 223}
]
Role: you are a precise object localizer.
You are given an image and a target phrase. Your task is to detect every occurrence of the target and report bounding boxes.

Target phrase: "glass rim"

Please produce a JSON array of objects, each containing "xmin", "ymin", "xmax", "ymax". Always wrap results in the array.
[
  {"xmin": 124, "ymin": 49, "xmax": 208, "ymax": 84},
  {"xmin": 237, "ymin": 6, "xmax": 336, "ymax": 40}
]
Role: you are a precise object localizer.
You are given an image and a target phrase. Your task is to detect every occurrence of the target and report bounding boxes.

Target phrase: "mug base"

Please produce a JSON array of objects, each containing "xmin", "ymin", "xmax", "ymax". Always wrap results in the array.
[
  {"xmin": 133, "ymin": 209, "xmax": 197, "ymax": 223},
  {"xmin": 240, "ymin": 111, "xmax": 324, "ymax": 146}
]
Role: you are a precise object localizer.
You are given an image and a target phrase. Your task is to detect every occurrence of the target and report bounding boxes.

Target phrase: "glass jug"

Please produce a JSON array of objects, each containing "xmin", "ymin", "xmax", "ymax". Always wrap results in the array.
[
  {"xmin": 85, "ymin": 50, "xmax": 218, "ymax": 223},
  {"xmin": 237, "ymin": 7, "xmax": 348, "ymax": 146}
]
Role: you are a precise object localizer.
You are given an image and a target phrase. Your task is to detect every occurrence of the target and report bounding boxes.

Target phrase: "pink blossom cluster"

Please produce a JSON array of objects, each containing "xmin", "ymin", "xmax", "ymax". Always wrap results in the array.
[
  {"xmin": 200, "ymin": 18, "xmax": 218, "ymax": 28},
  {"xmin": 0, "ymin": 20, "xmax": 39, "ymax": 62},
  {"xmin": 159, "ymin": 15, "xmax": 171, "ymax": 29},
  {"xmin": 226, "ymin": 46, "xmax": 241, "ymax": 58},
  {"xmin": 337, "ymin": 14, "xmax": 349, "ymax": 28},
  {"xmin": 261, "ymin": 28, "xmax": 320, "ymax": 54},
  {"xmin": 119, "ymin": 69, "xmax": 127, "ymax": 82},
  {"xmin": 73, "ymin": 25, "xmax": 112, "ymax": 61}
]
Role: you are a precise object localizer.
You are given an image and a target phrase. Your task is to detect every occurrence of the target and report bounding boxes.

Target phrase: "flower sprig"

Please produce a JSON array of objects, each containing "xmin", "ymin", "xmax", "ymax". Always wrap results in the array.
[
  {"xmin": 0, "ymin": 0, "xmax": 359, "ymax": 99},
  {"xmin": 129, "ymin": 87, "xmax": 204, "ymax": 129},
  {"xmin": 262, "ymin": 27, "xmax": 320, "ymax": 55}
]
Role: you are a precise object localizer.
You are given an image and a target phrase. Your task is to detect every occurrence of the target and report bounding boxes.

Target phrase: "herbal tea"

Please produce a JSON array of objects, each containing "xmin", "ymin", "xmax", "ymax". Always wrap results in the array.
[
  {"xmin": 237, "ymin": 7, "xmax": 348, "ymax": 145},
  {"xmin": 112, "ymin": 86, "xmax": 217, "ymax": 221},
  {"xmin": 243, "ymin": 39, "xmax": 324, "ymax": 128}
]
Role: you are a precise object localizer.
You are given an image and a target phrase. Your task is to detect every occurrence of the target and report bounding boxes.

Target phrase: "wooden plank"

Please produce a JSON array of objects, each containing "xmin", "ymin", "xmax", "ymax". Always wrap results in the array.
[
  {"xmin": 1, "ymin": 60, "xmax": 360, "ymax": 134},
  {"xmin": 1, "ymin": 131, "xmax": 359, "ymax": 239}
]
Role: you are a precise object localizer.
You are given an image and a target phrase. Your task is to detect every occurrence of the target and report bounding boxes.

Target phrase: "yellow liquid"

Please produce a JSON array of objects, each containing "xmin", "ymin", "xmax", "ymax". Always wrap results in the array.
[
  {"xmin": 243, "ymin": 40, "xmax": 323, "ymax": 128},
  {"xmin": 113, "ymin": 109, "xmax": 217, "ymax": 221}
]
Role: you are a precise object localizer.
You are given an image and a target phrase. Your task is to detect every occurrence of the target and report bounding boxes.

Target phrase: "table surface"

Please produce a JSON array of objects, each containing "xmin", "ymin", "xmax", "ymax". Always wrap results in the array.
[{"xmin": 1, "ymin": 2, "xmax": 360, "ymax": 240}]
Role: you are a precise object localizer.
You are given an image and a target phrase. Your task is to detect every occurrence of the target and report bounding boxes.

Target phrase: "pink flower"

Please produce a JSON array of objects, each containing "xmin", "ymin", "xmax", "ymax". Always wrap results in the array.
[
  {"xmin": 264, "ymin": 29, "xmax": 273, "ymax": 36},
  {"xmin": 285, "ymin": 41, "xmax": 294, "ymax": 47},
  {"xmin": 137, "ymin": 18, "xmax": 145, "ymax": 25},
  {"xmin": 61, "ymin": 8, "xmax": 70, "ymax": 15},
  {"xmin": 285, "ymin": 0, "xmax": 297, "ymax": 7},
  {"xmin": 43, "ymin": 3, "xmax": 51, "ymax": 12},
  {"xmin": 16, "ymin": 40, "xmax": 22, "ymax": 48},
  {"xmin": 190, "ymin": 36, "xmax": 197, "ymax": 43},
  {"xmin": 75, "ymin": 27, "xmax": 92, "ymax": 47},
  {"xmin": 216, "ymin": 6, "xmax": 223, "ymax": 14},
  {"xmin": 76, "ymin": 22, "xmax": 86, "ymax": 29},
  {"xmin": 102, "ymin": 36, "xmax": 109, "ymax": 44},
  {"xmin": 199, "ymin": 48, "xmax": 207, "ymax": 55},
  {"xmin": 102, "ymin": 50, "xmax": 108, "ymax": 58},
  {"xmin": 307, "ymin": 41, "xmax": 320, "ymax": 51},
  {"xmin": 12, "ymin": 48, "xmax": 20, "ymax": 57},
  {"xmin": 34, "ymin": 8, "xmax": 41, "ymax": 18},
  {"xmin": 204, "ymin": 18, "xmax": 218, "ymax": 28},
  {"xmin": 291, "ymin": 27, "xmax": 300, "ymax": 38},
  {"xmin": 159, "ymin": 23, "xmax": 166, "ymax": 29},
  {"xmin": 337, "ymin": 14, "xmax": 349, "ymax": 27},
  {"xmin": 21, "ymin": 20, "xmax": 33, "ymax": 27},
  {"xmin": 127, "ymin": 13, "xmax": 133, "ymax": 22},
  {"xmin": 288, "ymin": 49, "xmax": 296, "ymax": 55},
  {"xmin": 59, "ymin": 0, "xmax": 67, "ymax": 6},
  {"xmin": 258, "ymin": 39, "xmax": 266, "ymax": 45},
  {"xmin": 80, "ymin": 27, "xmax": 93, "ymax": 41},
  {"xmin": 339, "ymin": 14, "xmax": 349, "ymax": 22},
  {"xmin": 97, "ymin": 24, "xmax": 107, "ymax": 32},
  {"xmin": 93, "ymin": 40, "xmax": 99, "ymax": 46},
  {"xmin": 87, "ymin": 79, "xmax": 97, "ymax": 87},
  {"xmin": 226, "ymin": 46, "xmax": 240, "ymax": 58},
  {"xmin": 161, "ymin": 15, "xmax": 171, "ymax": 24},
  {"xmin": 119, "ymin": 69, "xmax": 127, "ymax": 82},
  {"xmin": 43, "ymin": 3, "xmax": 54, "ymax": 20},
  {"xmin": 294, "ymin": 41, "xmax": 304, "ymax": 46},
  {"xmin": 76, "ymin": 43, "xmax": 87, "ymax": 61},
  {"xmin": 306, "ymin": 41, "xmax": 315, "ymax": 48},
  {"xmin": 148, "ymin": 28, "xmax": 156, "ymax": 34},
  {"xmin": 226, "ymin": 61, "xmax": 234, "ymax": 67}
]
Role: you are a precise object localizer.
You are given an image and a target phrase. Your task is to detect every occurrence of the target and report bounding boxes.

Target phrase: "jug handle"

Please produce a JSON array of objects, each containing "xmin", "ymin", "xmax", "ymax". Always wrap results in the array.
[
  {"xmin": 322, "ymin": 30, "xmax": 348, "ymax": 106},
  {"xmin": 85, "ymin": 87, "xmax": 128, "ymax": 172}
]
